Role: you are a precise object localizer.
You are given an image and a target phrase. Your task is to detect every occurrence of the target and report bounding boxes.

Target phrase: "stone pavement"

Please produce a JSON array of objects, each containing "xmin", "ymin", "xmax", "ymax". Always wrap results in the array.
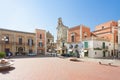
[{"xmin": 0, "ymin": 57, "xmax": 120, "ymax": 80}]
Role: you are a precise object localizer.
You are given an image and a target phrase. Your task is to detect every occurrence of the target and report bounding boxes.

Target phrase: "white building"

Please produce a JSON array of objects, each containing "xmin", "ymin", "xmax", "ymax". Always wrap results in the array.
[
  {"xmin": 118, "ymin": 20, "xmax": 120, "ymax": 58},
  {"xmin": 83, "ymin": 36, "xmax": 113, "ymax": 58}
]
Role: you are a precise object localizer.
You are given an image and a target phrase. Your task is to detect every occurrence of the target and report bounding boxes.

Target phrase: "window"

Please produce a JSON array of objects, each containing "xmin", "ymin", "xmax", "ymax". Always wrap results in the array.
[
  {"xmin": 84, "ymin": 32, "xmax": 87, "ymax": 38},
  {"xmin": 84, "ymin": 35, "xmax": 87, "ymax": 38},
  {"xmin": 102, "ymin": 26, "xmax": 104, "ymax": 29},
  {"xmin": 62, "ymin": 42, "xmax": 65, "ymax": 47},
  {"xmin": 32, "ymin": 40, "xmax": 33, "ymax": 45},
  {"xmin": 28, "ymin": 39, "xmax": 33, "ymax": 46},
  {"xmin": 84, "ymin": 42, "xmax": 88, "ymax": 48},
  {"xmin": 116, "ymin": 35, "xmax": 118, "ymax": 43},
  {"xmin": 40, "ymin": 34, "xmax": 42, "ymax": 39},
  {"xmin": 71, "ymin": 35, "xmax": 74, "ymax": 42},
  {"xmin": 28, "ymin": 39, "xmax": 30, "ymax": 45},
  {"xmin": 19, "ymin": 38, "xmax": 22, "ymax": 45},
  {"xmin": 48, "ymin": 39, "xmax": 50, "ymax": 43},
  {"xmin": 102, "ymin": 42, "xmax": 105, "ymax": 49},
  {"xmin": 95, "ymin": 52, "xmax": 97, "ymax": 55},
  {"xmin": 39, "ymin": 42, "xmax": 43, "ymax": 47}
]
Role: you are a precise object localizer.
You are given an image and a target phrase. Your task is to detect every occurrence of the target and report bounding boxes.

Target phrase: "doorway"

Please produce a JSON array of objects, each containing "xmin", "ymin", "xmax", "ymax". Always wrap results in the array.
[
  {"xmin": 18, "ymin": 47, "xmax": 23, "ymax": 54},
  {"xmin": 84, "ymin": 51, "xmax": 88, "ymax": 57},
  {"xmin": 103, "ymin": 51, "xmax": 106, "ymax": 57}
]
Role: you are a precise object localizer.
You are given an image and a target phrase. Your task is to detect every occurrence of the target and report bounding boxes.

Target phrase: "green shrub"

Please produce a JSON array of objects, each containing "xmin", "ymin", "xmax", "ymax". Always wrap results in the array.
[
  {"xmin": 0, "ymin": 52, "xmax": 5, "ymax": 58},
  {"xmin": 69, "ymin": 51, "xmax": 76, "ymax": 57}
]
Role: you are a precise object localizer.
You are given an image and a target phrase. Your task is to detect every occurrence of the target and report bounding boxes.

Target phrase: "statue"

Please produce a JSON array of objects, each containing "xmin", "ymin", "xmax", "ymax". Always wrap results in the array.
[{"xmin": 58, "ymin": 17, "xmax": 63, "ymax": 26}]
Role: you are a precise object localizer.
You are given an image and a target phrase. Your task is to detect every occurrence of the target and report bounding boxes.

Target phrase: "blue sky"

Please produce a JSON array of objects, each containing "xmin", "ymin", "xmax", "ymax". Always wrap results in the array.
[{"xmin": 0, "ymin": 0, "xmax": 120, "ymax": 41}]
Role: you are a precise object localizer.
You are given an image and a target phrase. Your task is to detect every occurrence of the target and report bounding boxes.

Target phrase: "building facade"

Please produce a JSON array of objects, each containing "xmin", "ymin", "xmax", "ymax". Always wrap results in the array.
[
  {"xmin": 118, "ymin": 20, "xmax": 120, "ymax": 58},
  {"xmin": 83, "ymin": 35, "xmax": 113, "ymax": 58},
  {"xmin": 93, "ymin": 21, "xmax": 118, "ymax": 57},
  {"xmin": 46, "ymin": 31, "xmax": 55, "ymax": 53},
  {"xmin": 0, "ymin": 28, "xmax": 35, "ymax": 55},
  {"xmin": 56, "ymin": 18, "xmax": 68, "ymax": 54},
  {"xmin": 35, "ymin": 29, "xmax": 46, "ymax": 55},
  {"xmin": 67, "ymin": 25, "xmax": 91, "ymax": 57},
  {"xmin": 0, "ymin": 28, "xmax": 46, "ymax": 55}
]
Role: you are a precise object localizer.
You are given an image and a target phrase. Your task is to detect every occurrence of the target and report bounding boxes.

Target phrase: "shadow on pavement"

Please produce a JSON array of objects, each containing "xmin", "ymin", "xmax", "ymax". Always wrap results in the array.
[
  {"xmin": 99, "ymin": 63, "xmax": 119, "ymax": 67},
  {"xmin": 70, "ymin": 58, "xmax": 84, "ymax": 62},
  {"xmin": 0, "ymin": 67, "xmax": 15, "ymax": 74}
]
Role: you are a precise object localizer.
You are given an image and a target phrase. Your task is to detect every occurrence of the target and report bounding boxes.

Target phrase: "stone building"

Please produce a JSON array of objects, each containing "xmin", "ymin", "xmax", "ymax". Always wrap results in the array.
[
  {"xmin": 93, "ymin": 21, "xmax": 118, "ymax": 57},
  {"xmin": 0, "ymin": 28, "xmax": 46, "ymax": 55},
  {"xmin": 56, "ymin": 18, "xmax": 68, "ymax": 54},
  {"xmin": 46, "ymin": 31, "xmax": 55, "ymax": 53}
]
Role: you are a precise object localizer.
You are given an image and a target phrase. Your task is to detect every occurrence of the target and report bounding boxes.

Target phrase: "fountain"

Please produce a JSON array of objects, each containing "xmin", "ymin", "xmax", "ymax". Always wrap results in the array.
[{"xmin": 0, "ymin": 59, "xmax": 14, "ymax": 70}]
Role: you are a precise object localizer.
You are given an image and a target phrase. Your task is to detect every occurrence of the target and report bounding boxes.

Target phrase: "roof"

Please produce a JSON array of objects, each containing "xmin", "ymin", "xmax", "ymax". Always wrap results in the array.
[
  {"xmin": 90, "ymin": 32, "xmax": 97, "ymax": 37},
  {"xmin": 69, "ymin": 24, "xmax": 90, "ymax": 30},
  {"xmin": 46, "ymin": 31, "xmax": 54, "ymax": 38},
  {"xmin": 95, "ymin": 20, "xmax": 117, "ymax": 27},
  {"xmin": 0, "ymin": 28, "xmax": 35, "ymax": 35}
]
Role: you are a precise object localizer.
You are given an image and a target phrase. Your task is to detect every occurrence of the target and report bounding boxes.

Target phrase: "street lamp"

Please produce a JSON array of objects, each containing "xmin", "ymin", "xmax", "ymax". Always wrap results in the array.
[
  {"xmin": 50, "ymin": 41, "xmax": 54, "ymax": 55},
  {"xmin": 2, "ymin": 36, "xmax": 8, "ymax": 52}
]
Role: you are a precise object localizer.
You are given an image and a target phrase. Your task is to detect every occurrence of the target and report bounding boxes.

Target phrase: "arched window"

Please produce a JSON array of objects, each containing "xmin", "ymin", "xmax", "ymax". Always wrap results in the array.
[{"xmin": 40, "ymin": 34, "xmax": 42, "ymax": 39}]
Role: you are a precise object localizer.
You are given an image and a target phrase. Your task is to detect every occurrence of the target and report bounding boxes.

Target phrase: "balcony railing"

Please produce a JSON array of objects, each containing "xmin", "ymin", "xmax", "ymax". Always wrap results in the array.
[{"xmin": 0, "ymin": 41, "xmax": 35, "ymax": 46}]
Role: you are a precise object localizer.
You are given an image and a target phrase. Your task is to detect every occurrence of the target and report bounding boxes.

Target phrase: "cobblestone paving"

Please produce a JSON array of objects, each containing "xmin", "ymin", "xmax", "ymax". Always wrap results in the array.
[{"xmin": 0, "ymin": 57, "xmax": 120, "ymax": 80}]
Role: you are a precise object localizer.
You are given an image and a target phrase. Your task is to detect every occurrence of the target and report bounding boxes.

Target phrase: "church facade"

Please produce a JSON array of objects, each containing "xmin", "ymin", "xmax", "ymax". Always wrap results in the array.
[{"xmin": 56, "ymin": 18, "xmax": 68, "ymax": 54}]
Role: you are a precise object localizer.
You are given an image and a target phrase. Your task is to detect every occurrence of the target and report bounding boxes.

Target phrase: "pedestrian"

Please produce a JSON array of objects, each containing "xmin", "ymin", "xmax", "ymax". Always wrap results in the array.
[{"xmin": 8, "ymin": 52, "xmax": 11, "ymax": 58}]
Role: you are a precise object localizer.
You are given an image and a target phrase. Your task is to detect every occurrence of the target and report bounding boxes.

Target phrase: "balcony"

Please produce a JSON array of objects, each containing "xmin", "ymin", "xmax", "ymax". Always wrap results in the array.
[{"xmin": 94, "ymin": 47, "xmax": 102, "ymax": 50}]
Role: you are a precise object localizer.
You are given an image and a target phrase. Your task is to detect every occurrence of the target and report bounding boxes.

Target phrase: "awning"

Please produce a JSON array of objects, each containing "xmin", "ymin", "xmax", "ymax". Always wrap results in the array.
[
  {"xmin": 84, "ymin": 50, "xmax": 88, "ymax": 52},
  {"xmin": 68, "ymin": 49, "xmax": 73, "ymax": 51}
]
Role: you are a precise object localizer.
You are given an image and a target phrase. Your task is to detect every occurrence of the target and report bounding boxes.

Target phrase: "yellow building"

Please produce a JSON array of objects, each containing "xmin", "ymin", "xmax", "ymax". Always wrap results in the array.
[{"xmin": 0, "ymin": 28, "xmax": 46, "ymax": 56}]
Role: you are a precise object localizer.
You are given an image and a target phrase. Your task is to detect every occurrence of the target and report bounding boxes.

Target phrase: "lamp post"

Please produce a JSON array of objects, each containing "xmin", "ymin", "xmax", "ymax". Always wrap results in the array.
[
  {"xmin": 50, "ymin": 41, "xmax": 54, "ymax": 55},
  {"xmin": 2, "ymin": 36, "xmax": 8, "ymax": 52}
]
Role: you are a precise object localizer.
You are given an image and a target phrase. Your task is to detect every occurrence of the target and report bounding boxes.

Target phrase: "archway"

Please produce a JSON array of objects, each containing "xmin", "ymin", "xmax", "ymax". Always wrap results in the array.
[{"xmin": 18, "ymin": 47, "xmax": 23, "ymax": 54}]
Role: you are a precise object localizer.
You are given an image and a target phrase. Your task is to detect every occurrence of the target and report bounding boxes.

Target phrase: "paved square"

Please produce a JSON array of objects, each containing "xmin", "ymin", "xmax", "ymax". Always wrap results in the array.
[{"xmin": 0, "ymin": 57, "xmax": 120, "ymax": 80}]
